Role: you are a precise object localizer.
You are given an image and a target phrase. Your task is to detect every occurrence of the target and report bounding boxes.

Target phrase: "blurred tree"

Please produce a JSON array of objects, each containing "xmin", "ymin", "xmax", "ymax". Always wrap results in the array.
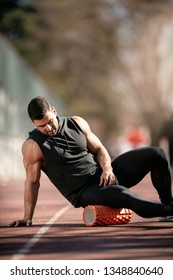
[
  {"xmin": 0, "ymin": 0, "xmax": 36, "ymax": 14},
  {"xmin": 115, "ymin": 0, "xmax": 173, "ymax": 144},
  {"xmin": 0, "ymin": 0, "xmax": 44, "ymax": 63},
  {"xmin": 0, "ymin": 0, "xmax": 123, "ymax": 138},
  {"xmin": 1, "ymin": 0, "xmax": 173, "ymax": 143},
  {"xmin": 31, "ymin": 0, "xmax": 122, "ymax": 136}
]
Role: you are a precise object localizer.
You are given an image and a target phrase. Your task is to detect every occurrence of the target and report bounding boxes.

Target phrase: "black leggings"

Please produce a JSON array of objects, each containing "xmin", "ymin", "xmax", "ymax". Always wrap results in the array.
[{"xmin": 78, "ymin": 147, "xmax": 172, "ymax": 218}]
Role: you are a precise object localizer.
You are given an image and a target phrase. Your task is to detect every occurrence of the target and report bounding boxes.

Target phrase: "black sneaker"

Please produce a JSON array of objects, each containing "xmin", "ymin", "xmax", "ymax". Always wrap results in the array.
[{"xmin": 160, "ymin": 202, "xmax": 173, "ymax": 221}]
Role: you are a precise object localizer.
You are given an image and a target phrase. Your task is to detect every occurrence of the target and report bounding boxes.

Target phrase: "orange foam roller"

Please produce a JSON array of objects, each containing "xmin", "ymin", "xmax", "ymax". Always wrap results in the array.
[{"xmin": 83, "ymin": 205, "xmax": 132, "ymax": 226}]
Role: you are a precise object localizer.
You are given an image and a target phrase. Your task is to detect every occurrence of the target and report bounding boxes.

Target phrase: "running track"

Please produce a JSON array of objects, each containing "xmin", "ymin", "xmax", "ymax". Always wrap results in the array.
[{"xmin": 0, "ymin": 175, "xmax": 173, "ymax": 260}]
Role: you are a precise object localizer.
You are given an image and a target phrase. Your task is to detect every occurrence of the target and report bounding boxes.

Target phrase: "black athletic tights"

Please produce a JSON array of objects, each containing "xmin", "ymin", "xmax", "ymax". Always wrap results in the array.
[{"xmin": 78, "ymin": 147, "xmax": 173, "ymax": 218}]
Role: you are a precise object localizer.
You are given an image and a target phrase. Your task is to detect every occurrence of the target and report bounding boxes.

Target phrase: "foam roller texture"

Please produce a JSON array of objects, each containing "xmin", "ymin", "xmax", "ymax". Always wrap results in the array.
[{"xmin": 83, "ymin": 205, "xmax": 132, "ymax": 226}]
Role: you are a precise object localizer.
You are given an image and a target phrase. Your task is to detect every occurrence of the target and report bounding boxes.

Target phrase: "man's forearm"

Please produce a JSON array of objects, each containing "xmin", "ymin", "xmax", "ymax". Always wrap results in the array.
[
  {"xmin": 95, "ymin": 146, "xmax": 112, "ymax": 172},
  {"xmin": 95, "ymin": 146, "xmax": 118, "ymax": 186},
  {"xmin": 23, "ymin": 179, "xmax": 40, "ymax": 221}
]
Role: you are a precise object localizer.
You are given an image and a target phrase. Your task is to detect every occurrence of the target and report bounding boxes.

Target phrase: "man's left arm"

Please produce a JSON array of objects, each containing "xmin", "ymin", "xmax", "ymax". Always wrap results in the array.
[{"xmin": 72, "ymin": 116, "xmax": 118, "ymax": 186}]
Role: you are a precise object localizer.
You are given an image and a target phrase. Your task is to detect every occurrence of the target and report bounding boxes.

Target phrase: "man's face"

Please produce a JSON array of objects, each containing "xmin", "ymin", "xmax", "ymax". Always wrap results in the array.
[{"xmin": 33, "ymin": 109, "xmax": 59, "ymax": 136}]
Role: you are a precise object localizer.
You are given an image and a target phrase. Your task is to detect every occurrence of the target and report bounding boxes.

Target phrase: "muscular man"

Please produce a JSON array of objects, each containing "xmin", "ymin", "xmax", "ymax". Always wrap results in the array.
[{"xmin": 10, "ymin": 96, "xmax": 173, "ymax": 227}]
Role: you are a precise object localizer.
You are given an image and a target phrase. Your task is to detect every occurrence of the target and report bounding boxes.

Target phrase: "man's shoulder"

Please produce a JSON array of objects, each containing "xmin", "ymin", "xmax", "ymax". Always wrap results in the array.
[
  {"xmin": 70, "ymin": 116, "xmax": 90, "ymax": 134},
  {"xmin": 22, "ymin": 138, "xmax": 40, "ymax": 153},
  {"xmin": 22, "ymin": 138, "xmax": 37, "ymax": 147},
  {"xmin": 22, "ymin": 138, "xmax": 43, "ymax": 161}
]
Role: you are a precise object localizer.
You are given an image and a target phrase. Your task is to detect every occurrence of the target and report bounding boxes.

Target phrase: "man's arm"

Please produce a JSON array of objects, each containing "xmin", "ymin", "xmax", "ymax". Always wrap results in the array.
[
  {"xmin": 9, "ymin": 139, "xmax": 43, "ymax": 227},
  {"xmin": 72, "ymin": 116, "xmax": 118, "ymax": 186}
]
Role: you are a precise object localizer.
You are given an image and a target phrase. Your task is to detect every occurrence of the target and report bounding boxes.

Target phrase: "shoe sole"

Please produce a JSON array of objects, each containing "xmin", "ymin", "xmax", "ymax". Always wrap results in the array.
[{"xmin": 159, "ymin": 216, "xmax": 173, "ymax": 222}]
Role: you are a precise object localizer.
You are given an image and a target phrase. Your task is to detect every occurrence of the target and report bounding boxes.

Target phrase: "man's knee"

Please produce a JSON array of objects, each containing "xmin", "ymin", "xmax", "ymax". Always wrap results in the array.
[
  {"xmin": 150, "ymin": 146, "xmax": 166, "ymax": 158},
  {"xmin": 151, "ymin": 146, "xmax": 169, "ymax": 166}
]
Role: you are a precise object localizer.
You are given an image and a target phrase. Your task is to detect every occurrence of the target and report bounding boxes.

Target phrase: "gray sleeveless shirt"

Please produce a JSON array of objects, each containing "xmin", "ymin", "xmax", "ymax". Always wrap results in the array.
[{"xmin": 28, "ymin": 116, "xmax": 100, "ymax": 206}]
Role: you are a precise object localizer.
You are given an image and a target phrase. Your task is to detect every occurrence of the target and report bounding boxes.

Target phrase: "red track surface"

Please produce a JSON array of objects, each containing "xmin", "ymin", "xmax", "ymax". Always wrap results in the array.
[{"xmin": 0, "ymin": 175, "xmax": 173, "ymax": 260}]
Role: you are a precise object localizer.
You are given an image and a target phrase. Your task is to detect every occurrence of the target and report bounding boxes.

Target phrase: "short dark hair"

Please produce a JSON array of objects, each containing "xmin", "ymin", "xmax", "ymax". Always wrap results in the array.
[{"xmin": 27, "ymin": 96, "xmax": 52, "ymax": 120}]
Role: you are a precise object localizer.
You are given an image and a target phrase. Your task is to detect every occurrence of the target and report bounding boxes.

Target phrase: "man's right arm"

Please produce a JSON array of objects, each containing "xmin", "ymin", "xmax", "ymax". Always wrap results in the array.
[{"xmin": 9, "ymin": 139, "xmax": 43, "ymax": 227}]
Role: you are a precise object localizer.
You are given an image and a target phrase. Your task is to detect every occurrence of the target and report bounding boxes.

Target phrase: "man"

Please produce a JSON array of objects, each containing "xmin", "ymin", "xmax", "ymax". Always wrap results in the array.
[{"xmin": 10, "ymin": 96, "xmax": 173, "ymax": 227}]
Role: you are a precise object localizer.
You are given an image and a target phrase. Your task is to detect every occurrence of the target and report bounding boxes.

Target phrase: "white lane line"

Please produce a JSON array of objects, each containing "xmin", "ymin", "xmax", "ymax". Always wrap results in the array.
[{"xmin": 11, "ymin": 204, "xmax": 71, "ymax": 260}]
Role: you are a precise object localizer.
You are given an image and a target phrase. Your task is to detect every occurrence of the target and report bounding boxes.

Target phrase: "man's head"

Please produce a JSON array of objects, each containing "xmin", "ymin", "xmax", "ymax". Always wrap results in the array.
[
  {"xmin": 28, "ymin": 96, "xmax": 53, "ymax": 121},
  {"xmin": 28, "ymin": 96, "xmax": 59, "ymax": 136}
]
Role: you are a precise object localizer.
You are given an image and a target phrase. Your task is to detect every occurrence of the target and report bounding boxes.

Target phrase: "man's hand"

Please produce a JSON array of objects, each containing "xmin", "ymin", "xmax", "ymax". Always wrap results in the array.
[
  {"xmin": 8, "ymin": 219, "xmax": 32, "ymax": 227},
  {"xmin": 99, "ymin": 170, "xmax": 119, "ymax": 186}
]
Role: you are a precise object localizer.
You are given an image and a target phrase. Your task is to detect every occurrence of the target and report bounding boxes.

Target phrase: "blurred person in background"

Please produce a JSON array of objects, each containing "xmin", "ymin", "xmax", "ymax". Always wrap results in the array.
[{"xmin": 125, "ymin": 122, "xmax": 150, "ymax": 150}]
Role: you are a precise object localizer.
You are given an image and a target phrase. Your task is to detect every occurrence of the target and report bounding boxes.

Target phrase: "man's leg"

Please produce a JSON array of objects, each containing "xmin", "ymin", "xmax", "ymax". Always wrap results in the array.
[
  {"xmin": 112, "ymin": 146, "xmax": 172, "ymax": 204},
  {"xmin": 78, "ymin": 184, "xmax": 167, "ymax": 218}
]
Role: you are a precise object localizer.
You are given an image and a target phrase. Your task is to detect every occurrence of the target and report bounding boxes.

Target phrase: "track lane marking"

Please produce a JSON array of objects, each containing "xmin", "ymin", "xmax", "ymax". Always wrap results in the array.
[{"xmin": 11, "ymin": 204, "xmax": 71, "ymax": 260}]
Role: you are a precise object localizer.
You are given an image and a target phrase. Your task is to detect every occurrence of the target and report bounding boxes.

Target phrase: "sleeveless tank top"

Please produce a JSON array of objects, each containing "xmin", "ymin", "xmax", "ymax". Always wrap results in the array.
[{"xmin": 28, "ymin": 116, "xmax": 101, "ymax": 206}]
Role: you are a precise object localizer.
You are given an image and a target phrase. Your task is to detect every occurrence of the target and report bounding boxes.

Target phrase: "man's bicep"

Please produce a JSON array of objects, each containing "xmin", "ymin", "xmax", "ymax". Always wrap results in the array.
[
  {"xmin": 22, "ymin": 140, "xmax": 42, "ymax": 183},
  {"xmin": 86, "ymin": 131, "xmax": 104, "ymax": 155}
]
